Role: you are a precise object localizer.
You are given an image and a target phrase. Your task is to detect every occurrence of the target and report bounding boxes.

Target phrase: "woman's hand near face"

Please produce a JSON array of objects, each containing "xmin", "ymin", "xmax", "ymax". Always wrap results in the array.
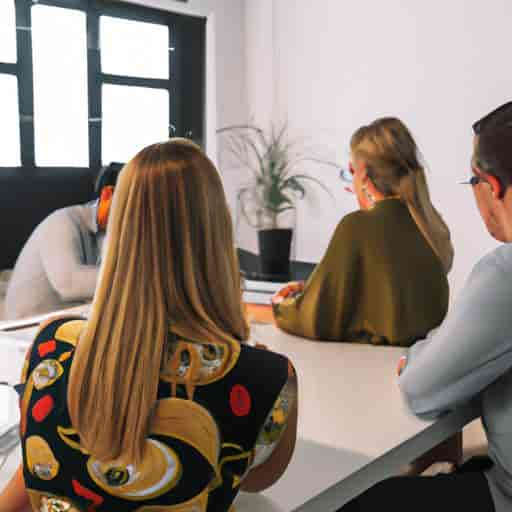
[{"xmin": 271, "ymin": 281, "xmax": 305, "ymax": 305}]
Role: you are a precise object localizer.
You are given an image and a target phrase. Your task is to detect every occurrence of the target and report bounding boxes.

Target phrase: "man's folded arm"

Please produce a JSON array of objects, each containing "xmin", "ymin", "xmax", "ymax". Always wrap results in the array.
[{"xmin": 399, "ymin": 256, "xmax": 512, "ymax": 418}]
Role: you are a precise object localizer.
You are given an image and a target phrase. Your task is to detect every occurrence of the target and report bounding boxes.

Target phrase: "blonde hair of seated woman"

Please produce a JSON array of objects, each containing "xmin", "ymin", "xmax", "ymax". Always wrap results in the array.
[
  {"xmin": 350, "ymin": 117, "xmax": 453, "ymax": 273},
  {"xmin": 68, "ymin": 139, "xmax": 250, "ymax": 464}
]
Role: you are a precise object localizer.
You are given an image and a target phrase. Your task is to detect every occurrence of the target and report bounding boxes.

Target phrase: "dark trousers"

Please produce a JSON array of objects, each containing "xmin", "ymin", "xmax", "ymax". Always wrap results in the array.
[{"xmin": 339, "ymin": 457, "xmax": 496, "ymax": 512}]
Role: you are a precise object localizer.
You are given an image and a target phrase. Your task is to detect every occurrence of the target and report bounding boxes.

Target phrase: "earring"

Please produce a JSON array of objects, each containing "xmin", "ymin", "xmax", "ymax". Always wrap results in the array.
[{"xmin": 362, "ymin": 185, "xmax": 375, "ymax": 205}]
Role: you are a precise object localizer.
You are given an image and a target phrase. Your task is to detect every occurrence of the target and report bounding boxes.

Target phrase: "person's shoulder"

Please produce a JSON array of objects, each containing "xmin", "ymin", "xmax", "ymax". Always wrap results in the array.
[
  {"xmin": 237, "ymin": 345, "xmax": 296, "ymax": 423},
  {"xmin": 460, "ymin": 245, "xmax": 512, "ymax": 297},
  {"xmin": 325, "ymin": 210, "xmax": 368, "ymax": 254},
  {"xmin": 488, "ymin": 243, "xmax": 512, "ymax": 266},
  {"xmin": 70, "ymin": 202, "xmax": 95, "ymax": 217},
  {"xmin": 473, "ymin": 244, "xmax": 512, "ymax": 275},
  {"xmin": 339, "ymin": 209, "xmax": 367, "ymax": 227},
  {"xmin": 22, "ymin": 207, "xmax": 70, "ymax": 239},
  {"xmin": 22, "ymin": 315, "xmax": 87, "ymax": 383},
  {"xmin": 241, "ymin": 343, "xmax": 289, "ymax": 367},
  {"xmin": 332, "ymin": 209, "xmax": 368, "ymax": 238},
  {"xmin": 41, "ymin": 203, "xmax": 95, "ymax": 234},
  {"xmin": 33, "ymin": 315, "xmax": 87, "ymax": 349},
  {"xmin": 239, "ymin": 344, "xmax": 292, "ymax": 387},
  {"xmin": 39, "ymin": 205, "xmax": 79, "ymax": 229}
]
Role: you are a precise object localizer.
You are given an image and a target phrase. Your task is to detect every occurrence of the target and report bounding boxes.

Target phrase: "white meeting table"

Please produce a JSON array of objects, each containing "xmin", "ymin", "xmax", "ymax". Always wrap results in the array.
[{"xmin": 0, "ymin": 318, "xmax": 478, "ymax": 511}]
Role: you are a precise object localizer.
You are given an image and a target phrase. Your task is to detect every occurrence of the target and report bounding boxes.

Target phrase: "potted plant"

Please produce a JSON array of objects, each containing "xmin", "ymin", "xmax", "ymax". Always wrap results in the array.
[{"xmin": 217, "ymin": 123, "xmax": 336, "ymax": 279}]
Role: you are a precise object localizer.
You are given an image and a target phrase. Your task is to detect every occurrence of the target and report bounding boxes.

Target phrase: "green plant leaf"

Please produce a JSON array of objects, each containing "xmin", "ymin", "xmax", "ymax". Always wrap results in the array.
[
  {"xmin": 237, "ymin": 187, "xmax": 262, "ymax": 228},
  {"xmin": 289, "ymin": 173, "xmax": 334, "ymax": 198},
  {"xmin": 218, "ymin": 122, "xmax": 337, "ymax": 222},
  {"xmin": 276, "ymin": 205, "xmax": 296, "ymax": 214},
  {"xmin": 281, "ymin": 177, "xmax": 305, "ymax": 199},
  {"xmin": 238, "ymin": 132, "xmax": 266, "ymax": 178}
]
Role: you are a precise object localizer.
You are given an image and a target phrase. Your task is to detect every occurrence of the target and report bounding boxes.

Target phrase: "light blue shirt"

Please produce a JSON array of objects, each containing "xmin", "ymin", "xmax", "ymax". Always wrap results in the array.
[
  {"xmin": 399, "ymin": 244, "xmax": 512, "ymax": 512},
  {"xmin": 5, "ymin": 203, "xmax": 103, "ymax": 319}
]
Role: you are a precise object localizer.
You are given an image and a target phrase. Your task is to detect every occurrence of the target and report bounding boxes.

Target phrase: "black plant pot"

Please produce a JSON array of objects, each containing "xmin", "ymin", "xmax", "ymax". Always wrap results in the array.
[{"xmin": 258, "ymin": 228, "xmax": 293, "ymax": 279}]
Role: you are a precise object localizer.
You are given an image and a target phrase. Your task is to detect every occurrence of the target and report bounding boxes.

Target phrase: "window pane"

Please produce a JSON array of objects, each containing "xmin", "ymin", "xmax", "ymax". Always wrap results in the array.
[
  {"xmin": 0, "ymin": 75, "xmax": 21, "ymax": 166},
  {"xmin": 102, "ymin": 85, "xmax": 169, "ymax": 164},
  {"xmin": 0, "ymin": 0, "xmax": 17, "ymax": 63},
  {"xmin": 32, "ymin": 5, "xmax": 89, "ymax": 166},
  {"xmin": 100, "ymin": 16, "xmax": 169, "ymax": 79}
]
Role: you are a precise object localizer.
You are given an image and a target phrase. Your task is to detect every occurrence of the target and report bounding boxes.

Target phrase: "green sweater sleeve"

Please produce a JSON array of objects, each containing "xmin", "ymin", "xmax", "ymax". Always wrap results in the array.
[{"xmin": 274, "ymin": 215, "xmax": 361, "ymax": 340}]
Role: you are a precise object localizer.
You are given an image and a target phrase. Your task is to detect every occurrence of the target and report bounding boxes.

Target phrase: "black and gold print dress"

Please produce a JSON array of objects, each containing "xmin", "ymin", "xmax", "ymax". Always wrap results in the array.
[{"xmin": 18, "ymin": 316, "xmax": 296, "ymax": 512}]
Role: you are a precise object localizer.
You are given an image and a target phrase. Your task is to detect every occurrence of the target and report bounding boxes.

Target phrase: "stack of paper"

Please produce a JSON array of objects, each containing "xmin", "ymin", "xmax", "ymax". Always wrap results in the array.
[{"xmin": 242, "ymin": 279, "xmax": 285, "ymax": 305}]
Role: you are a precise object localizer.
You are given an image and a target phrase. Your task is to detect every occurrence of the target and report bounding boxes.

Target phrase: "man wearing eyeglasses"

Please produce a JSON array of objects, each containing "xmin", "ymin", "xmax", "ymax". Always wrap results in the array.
[
  {"xmin": 465, "ymin": 133, "xmax": 512, "ymax": 245},
  {"xmin": 340, "ymin": 103, "xmax": 512, "ymax": 512}
]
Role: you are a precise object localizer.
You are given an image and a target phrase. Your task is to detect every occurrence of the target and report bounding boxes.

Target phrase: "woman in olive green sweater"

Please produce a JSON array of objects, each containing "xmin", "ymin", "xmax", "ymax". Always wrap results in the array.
[{"xmin": 273, "ymin": 118, "xmax": 453, "ymax": 346}]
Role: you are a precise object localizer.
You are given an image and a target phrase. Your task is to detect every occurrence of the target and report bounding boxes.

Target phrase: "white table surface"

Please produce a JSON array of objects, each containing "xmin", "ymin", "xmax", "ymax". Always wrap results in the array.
[
  {"xmin": 0, "ymin": 332, "xmax": 25, "ymax": 500},
  {"xmin": 0, "ymin": 321, "xmax": 478, "ymax": 511}
]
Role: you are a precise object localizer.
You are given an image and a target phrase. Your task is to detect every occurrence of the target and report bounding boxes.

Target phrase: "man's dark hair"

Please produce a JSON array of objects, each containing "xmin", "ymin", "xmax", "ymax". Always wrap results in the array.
[
  {"xmin": 473, "ymin": 102, "xmax": 512, "ymax": 190},
  {"xmin": 473, "ymin": 102, "xmax": 512, "ymax": 135},
  {"xmin": 474, "ymin": 125, "xmax": 512, "ymax": 190},
  {"xmin": 95, "ymin": 162, "xmax": 124, "ymax": 196}
]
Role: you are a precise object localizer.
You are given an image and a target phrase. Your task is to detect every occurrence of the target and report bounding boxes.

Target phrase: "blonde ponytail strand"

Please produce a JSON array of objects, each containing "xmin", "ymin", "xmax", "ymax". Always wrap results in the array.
[{"xmin": 399, "ymin": 168, "xmax": 453, "ymax": 273}]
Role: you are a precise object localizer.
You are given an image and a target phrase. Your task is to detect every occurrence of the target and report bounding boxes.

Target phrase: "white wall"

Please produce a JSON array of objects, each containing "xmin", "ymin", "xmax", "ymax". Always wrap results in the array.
[
  {"xmin": 245, "ymin": 0, "xmax": 275, "ymax": 129},
  {"xmin": 123, "ymin": 0, "xmax": 247, "ymax": 128},
  {"xmin": 119, "ymin": 0, "xmax": 248, "ymax": 198},
  {"xmin": 230, "ymin": 0, "xmax": 277, "ymax": 253},
  {"xmin": 245, "ymin": 0, "xmax": 512, "ymax": 298}
]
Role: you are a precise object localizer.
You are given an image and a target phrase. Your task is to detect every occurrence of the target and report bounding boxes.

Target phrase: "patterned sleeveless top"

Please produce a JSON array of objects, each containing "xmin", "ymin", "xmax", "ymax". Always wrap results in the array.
[{"xmin": 18, "ymin": 316, "xmax": 296, "ymax": 512}]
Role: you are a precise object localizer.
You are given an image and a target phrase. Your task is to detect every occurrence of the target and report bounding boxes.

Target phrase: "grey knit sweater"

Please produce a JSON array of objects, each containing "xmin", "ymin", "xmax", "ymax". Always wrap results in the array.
[
  {"xmin": 399, "ymin": 243, "xmax": 512, "ymax": 512},
  {"xmin": 5, "ymin": 203, "xmax": 103, "ymax": 319}
]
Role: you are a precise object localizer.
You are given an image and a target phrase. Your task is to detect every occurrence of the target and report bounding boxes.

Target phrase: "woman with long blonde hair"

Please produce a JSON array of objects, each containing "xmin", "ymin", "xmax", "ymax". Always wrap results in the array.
[
  {"xmin": 1, "ymin": 139, "xmax": 298, "ymax": 512},
  {"xmin": 273, "ymin": 117, "xmax": 453, "ymax": 346},
  {"xmin": 350, "ymin": 117, "xmax": 453, "ymax": 272}
]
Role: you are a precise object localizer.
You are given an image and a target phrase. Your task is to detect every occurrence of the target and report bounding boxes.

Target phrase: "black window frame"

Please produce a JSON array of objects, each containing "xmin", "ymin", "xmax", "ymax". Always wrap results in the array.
[
  {"xmin": 1, "ymin": 0, "xmax": 206, "ymax": 171},
  {"xmin": 0, "ymin": 0, "xmax": 205, "ymax": 270}
]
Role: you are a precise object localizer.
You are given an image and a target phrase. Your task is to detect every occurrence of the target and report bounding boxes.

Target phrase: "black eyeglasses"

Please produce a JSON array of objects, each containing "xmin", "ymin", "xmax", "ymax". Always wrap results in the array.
[
  {"xmin": 459, "ymin": 175, "xmax": 485, "ymax": 186},
  {"xmin": 339, "ymin": 162, "xmax": 355, "ymax": 183},
  {"xmin": 339, "ymin": 168, "xmax": 354, "ymax": 183}
]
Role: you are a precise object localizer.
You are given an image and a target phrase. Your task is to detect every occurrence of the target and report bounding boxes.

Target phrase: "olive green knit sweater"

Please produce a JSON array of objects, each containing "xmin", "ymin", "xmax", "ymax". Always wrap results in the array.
[{"xmin": 274, "ymin": 199, "xmax": 449, "ymax": 346}]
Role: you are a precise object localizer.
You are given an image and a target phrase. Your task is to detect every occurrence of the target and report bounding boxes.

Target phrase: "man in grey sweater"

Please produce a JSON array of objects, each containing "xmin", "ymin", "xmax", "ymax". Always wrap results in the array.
[
  {"xmin": 5, "ymin": 202, "xmax": 103, "ymax": 319},
  {"xmin": 341, "ymin": 103, "xmax": 512, "ymax": 512},
  {"xmin": 5, "ymin": 163, "xmax": 121, "ymax": 320}
]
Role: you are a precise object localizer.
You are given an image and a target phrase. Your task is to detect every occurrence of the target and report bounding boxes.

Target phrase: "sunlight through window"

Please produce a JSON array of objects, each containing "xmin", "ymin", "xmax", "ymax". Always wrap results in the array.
[
  {"xmin": 0, "ymin": 75, "xmax": 21, "ymax": 166},
  {"xmin": 32, "ymin": 5, "xmax": 89, "ymax": 166},
  {"xmin": 0, "ymin": 0, "xmax": 17, "ymax": 64},
  {"xmin": 100, "ymin": 16, "xmax": 169, "ymax": 79},
  {"xmin": 102, "ymin": 84, "xmax": 169, "ymax": 164}
]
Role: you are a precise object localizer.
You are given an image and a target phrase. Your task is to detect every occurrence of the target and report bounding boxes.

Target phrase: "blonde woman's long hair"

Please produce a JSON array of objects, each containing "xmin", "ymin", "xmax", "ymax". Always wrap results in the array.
[
  {"xmin": 351, "ymin": 117, "xmax": 453, "ymax": 273},
  {"xmin": 68, "ymin": 139, "xmax": 249, "ymax": 463}
]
